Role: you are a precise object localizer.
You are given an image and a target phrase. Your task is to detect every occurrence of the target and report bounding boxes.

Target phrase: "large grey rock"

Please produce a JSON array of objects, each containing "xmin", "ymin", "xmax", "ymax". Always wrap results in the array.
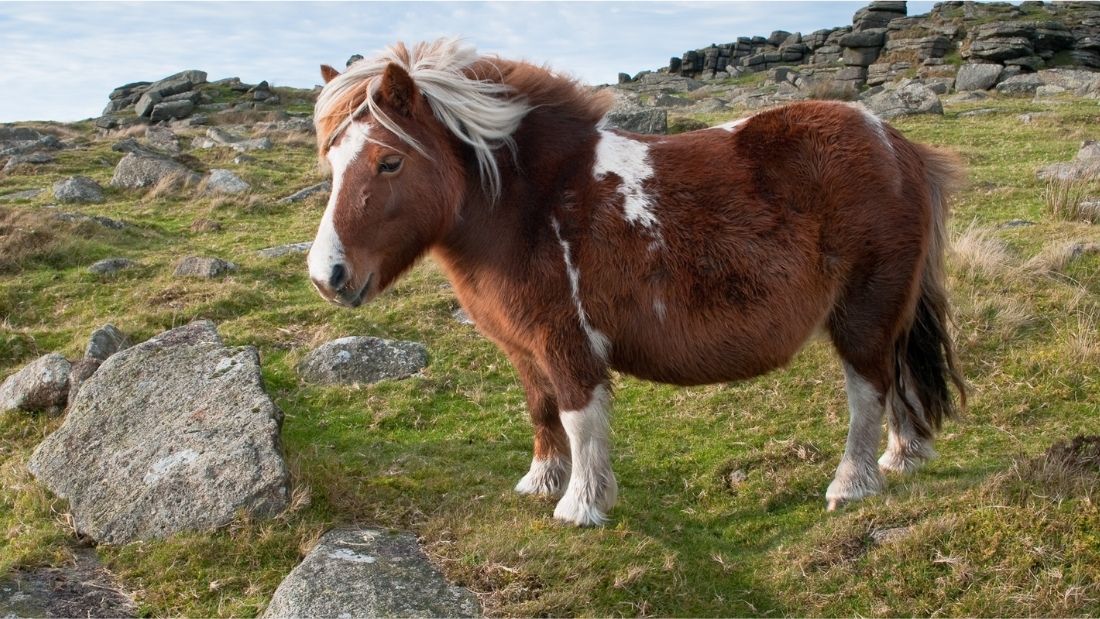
[
  {"xmin": 277, "ymin": 181, "xmax": 331, "ymax": 204},
  {"xmin": 261, "ymin": 528, "xmax": 479, "ymax": 619},
  {"xmin": 602, "ymin": 108, "xmax": 667, "ymax": 134},
  {"xmin": 299, "ymin": 337, "xmax": 428, "ymax": 385},
  {"xmin": 110, "ymin": 152, "xmax": 200, "ymax": 190},
  {"xmin": 145, "ymin": 126, "xmax": 181, "ymax": 154},
  {"xmin": 150, "ymin": 100, "xmax": 194, "ymax": 122},
  {"xmin": 67, "ymin": 358, "xmax": 100, "ymax": 405},
  {"xmin": 52, "ymin": 176, "xmax": 104, "ymax": 204},
  {"xmin": 955, "ymin": 64, "xmax": 1004, "ymax": 91},
  {"xmin": 85, "ymin": 324, "xmax": 130, "ymax": 362},
  {"xmin": 203, "ymin": 169, "xmax": 250, "ymax": 195},
  {"xmin": 174, "ymin": 256, "xmax": 237, "ymax": 278},
  {"xmin": 863, "ymin": 83, "xmax": 943, "ymax": 119},
  {"xmin": 0, "ymin": 353, "xmax": 70, "ymax": 414},
  {"xmin": 27, "ymin": 320, "xmax": 290, "ymax": 544},
  {"xmin": 995, "ymin": 73, "xmax": 1045, "ymax": 95},
  {"xmin": 1037, "ymin": 140, "xmax": 1100, "ymax": 181},
  {"xmin": 968, "ymin": 37, "xmax": 1033, "ymax": 62},
  {"xmin": 0, "ymin": 549, "xmax": 136, "ymax": 618},
  {"xmin": 193, "ymin": 127, "xmax": 273, "ymax": 152}
]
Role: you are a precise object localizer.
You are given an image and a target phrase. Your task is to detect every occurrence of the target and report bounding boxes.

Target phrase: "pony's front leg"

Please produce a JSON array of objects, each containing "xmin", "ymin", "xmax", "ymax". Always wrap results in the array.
[
  {"xmin": 509, "ymin": 354, "xmax": 571, "ymax": 498},
  {"xmin": 553, "ymin": 383, "xmax": 618, "ymax": 527}
]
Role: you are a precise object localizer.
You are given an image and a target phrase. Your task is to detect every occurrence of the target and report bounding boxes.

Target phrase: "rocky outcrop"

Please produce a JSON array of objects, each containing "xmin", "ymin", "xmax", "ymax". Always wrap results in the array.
[
  {"xmin": 262, "ymin": 528, "xmax": 479, "ymax": 618},
  {"xmin": 193, "ymin": 127, "xmax": 273, "ymax": 152},
  {"xmin": 27, "ymin": 320, "xmax": 290, "ymax": 544},
  {"xmin": 627, "ymin": 1, "xmax": 1100, "ymax": 98},
  {"xmin": 299, "ymin": 337, "xmax": 429, "ymax": 385},
  {"xmin": 0, "ymin": 353, "xmax": 71, "ymax": 415}
]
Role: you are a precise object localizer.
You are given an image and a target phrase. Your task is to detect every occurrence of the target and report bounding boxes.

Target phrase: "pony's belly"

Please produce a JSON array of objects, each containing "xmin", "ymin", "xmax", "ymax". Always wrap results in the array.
[{"xmin": 608, "ymin": 323, "xmax": 809, "ymax": 386}]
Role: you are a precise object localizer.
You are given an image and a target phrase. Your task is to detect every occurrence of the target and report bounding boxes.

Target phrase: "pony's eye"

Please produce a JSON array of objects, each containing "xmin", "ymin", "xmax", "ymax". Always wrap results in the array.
[{"xmin": 378, "ymin": 156, "xmax": 403, "ymax": 175}]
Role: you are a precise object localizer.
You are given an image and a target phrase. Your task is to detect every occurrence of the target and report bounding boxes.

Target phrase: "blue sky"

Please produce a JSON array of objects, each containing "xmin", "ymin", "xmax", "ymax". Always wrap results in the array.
[{"xmin": 0, "ymin": 1, "xmax": 935, "ymax": 123}]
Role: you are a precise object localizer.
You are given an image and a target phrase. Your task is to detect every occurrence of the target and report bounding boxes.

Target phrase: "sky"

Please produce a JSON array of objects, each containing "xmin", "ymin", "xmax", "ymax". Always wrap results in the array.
[{"xmin": 0, "ymin": 1, "xmax": 936, "ymax": 123}]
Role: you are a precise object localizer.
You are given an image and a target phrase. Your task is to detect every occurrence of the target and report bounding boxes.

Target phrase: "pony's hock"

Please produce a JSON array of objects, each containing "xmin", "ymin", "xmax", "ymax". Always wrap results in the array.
[{"xmin": 307, "ymin": 39, "xmax": 966, "ymax": 526}]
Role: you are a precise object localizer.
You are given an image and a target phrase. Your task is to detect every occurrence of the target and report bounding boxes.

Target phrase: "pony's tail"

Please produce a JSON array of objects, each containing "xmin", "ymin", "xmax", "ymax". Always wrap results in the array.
[{"xmin": 893, "ymin": 146, "xmax": 967, "ymax": 440}]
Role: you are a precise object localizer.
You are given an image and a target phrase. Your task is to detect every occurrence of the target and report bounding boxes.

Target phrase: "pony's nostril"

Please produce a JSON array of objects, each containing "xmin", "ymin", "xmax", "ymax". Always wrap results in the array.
[{"xmin": 329, "ymin": 264, "xmax": 348, "ymax": 290}]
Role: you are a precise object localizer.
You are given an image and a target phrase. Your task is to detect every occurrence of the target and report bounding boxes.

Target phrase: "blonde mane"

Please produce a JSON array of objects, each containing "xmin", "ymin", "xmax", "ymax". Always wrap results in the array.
[{"xmin": 315, "ymin": 39, "xmax": 531, "ymax": 201}]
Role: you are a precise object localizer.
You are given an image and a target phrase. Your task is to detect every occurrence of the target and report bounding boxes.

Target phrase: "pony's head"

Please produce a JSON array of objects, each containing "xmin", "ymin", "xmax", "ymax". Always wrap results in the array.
[{"xmin": 307, "ymin": 39, "xmax": 529, "ymax": 307}]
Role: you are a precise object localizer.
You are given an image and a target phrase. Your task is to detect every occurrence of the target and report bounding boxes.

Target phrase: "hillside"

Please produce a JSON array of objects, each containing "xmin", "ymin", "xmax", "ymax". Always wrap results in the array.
[{"xmin": 2, "ymin": 21, "xmax": 1100, "ymax": 619}]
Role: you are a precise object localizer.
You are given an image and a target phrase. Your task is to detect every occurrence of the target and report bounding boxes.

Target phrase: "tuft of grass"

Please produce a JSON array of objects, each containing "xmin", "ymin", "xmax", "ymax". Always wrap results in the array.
[{"xmin": 1043, "ymin": 175, "xmax": 1100, "ymax": 223}]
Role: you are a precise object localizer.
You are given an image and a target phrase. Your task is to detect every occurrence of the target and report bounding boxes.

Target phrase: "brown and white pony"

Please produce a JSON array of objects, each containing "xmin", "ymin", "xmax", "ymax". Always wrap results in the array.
[{"xmin": 307, "ymin": 39, "xmax": 966, "ymax": 526}]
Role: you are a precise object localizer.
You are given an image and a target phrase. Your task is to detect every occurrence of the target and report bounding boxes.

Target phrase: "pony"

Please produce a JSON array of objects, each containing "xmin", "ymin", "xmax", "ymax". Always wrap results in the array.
[{"xmin": 306, "ymin": 39, "xmax": 966, "ymax": 526}]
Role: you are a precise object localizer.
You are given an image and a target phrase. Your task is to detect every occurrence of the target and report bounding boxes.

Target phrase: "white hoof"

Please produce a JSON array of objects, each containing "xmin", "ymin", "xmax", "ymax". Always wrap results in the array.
[
  {"xmin": 825, "ymin": 460, "xmax": 885, "ymax": 511},
  {"xmin": 553, "ymin": 475, "xmax": 618, "ymax": 527},
  {"xmin": 514, "ymin": 456, "xmax": 570, "ymax": 498},
  {"xmin": 879, "ymin": 441, "xmax": 935, "ymax": 475}
]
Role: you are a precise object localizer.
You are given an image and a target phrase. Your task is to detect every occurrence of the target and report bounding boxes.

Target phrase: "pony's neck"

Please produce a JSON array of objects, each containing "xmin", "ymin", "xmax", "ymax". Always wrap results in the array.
[{"xmin": 436, "ymin": 64, "xmax": 606, "ymax": 269}]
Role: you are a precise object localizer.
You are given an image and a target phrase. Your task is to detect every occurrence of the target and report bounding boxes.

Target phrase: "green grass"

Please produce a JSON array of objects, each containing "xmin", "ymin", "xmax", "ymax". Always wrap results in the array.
[{"xmin": 2, "ymin": 95, "xmax": 1100, "ymax": 616}]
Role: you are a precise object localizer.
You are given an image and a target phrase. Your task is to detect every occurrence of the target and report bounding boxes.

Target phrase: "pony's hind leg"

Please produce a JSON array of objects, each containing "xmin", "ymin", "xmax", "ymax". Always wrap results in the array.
[
  {"xmin": 879, "ymin": 382, "xmax": 937, "ymax": 474},
  {"xmin": 510, "ymin": 354, "xmax": 571, "ymax": 497},
  {"xmin": 826, "ymin": 362, "xmax": 888, "ymax": 510}
]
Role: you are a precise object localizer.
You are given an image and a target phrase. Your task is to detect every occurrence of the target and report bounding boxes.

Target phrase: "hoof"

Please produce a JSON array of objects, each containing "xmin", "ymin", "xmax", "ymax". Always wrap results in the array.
[
  {"xmin": 553, "ymin": 495, "xmax": 610, "ymax": 527},
  {"xmin": 879, "ymin": 442, "xmax": 935, "ymax": 475},
  {"xmin": 514, "ymin": 456, "xmax": 569, "ymax": 498},
  {"xmin": 825, "ymin": 461, "xmax": 885, "ymax": 511}
]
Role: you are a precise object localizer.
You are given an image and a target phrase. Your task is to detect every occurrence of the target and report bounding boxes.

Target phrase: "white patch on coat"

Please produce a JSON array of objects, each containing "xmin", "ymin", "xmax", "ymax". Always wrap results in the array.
[
  {"xmin": 515, "ymin": 454, "xmax": 571, "ymax": 497},
  {"xmin": 307, "ymin": 121, "xmax": 371, "ymax": 289},
  {"xmin": 554, "ymin": 385, "xmax": 618, "ymax": 526},
  {"xmin": 593, "ymin": 129, "xmax": 659, "ymax": 230},
  {"xmin": 825, "ymin": 363, "xmax": 887, "ymax": 510},
  {"xmin": 653, "ymin": 298, "xmax": 667, "ymax": 321},
  {"xmin": 551, "ymin": 217, "xmax": 611, "ymax": 362},
  {"xmin": 713, "ymin": 117, "xmax": 749, "ymax": 132}
]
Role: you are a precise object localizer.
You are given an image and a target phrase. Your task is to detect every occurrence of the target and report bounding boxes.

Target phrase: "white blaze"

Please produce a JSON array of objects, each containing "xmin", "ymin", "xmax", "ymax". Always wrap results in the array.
[
  {"xmin": 308, "ymin": 121, "xmax": 371, "ymax": 287},
  {"xmin": 593, "ymin": 129, "xmax": 658, "ymax": 229}
]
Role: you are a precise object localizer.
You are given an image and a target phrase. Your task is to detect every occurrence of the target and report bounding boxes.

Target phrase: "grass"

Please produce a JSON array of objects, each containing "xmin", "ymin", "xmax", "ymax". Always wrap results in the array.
[{"xmin": 2, "ymin": 94, "xmax": 1100, "ymax": 617}]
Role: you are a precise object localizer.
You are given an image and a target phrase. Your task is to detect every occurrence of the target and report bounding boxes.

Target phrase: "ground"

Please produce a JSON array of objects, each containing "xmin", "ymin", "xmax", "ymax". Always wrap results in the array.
[{"xmin": 1, "ymin": 94, "xmax": 1099, "ymax": 616}]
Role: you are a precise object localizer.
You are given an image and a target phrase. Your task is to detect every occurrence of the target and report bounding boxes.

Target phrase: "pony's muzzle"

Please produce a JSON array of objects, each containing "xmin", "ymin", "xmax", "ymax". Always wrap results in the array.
[{"xmin": 310, "ymin": 266, "xmax": 373, "ymax": 308}]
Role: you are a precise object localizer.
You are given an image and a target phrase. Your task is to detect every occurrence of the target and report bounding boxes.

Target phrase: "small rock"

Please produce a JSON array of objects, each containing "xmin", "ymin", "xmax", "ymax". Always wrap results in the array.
[
  {"xmin": 233, "ymin": 154, "xmax": 256, "ymax": 165},
  {"xmin": 190, "ymin": 218, "xmax": 222, "ymax": 233},
  {"xmin": 261, "ymin": 528, "xmax": 479, "ymax": 619},
  {"xmin": 452, "ymin": 308, "xmax": 475, "ymax": 326},
  {"xmin": 88, "ymin": 257, "xmax": 137, "ymax": 275},
  {"xmin": 276, "ymin": 181, "xmax": 331, "ymax": 204},
  {"xmin": 299, "ymin": 336, "xmax": 428, "ymax": 385},
  {"xmin": 0, "ymin": 549, "xmax": 136, "ymax": 618},
  {"xmin": 999, "ymin": 219, "xmax": 1036, "ymax": 228},
  {"xmin": 870, "ymin": 526, "xmax": 912, "ymax": 545},
  {"xmin": 958, "ymin": 108, "xmax": 996, "ymax": 118},
  {"xmin": 52, "ymin": 176, "xmax": 104, "ymax": 204},
  {"xmin": 257, "ymin": 242, "xmax": 311, "ymax": 258},
  {"xmin": 0, "ymin": 353, "xmax": 71, "ymax": 414},
  {"xmin": 0, "ymin": 188, "xmax": 44, "ymax": 202},
  {"xmin": 27, "ymin": 320, "xmax": 290, "ymax": 544},
  {"xmin": 68, "ymin": 358, "xmax": 100, "ymax": 403},
  {"xmin": 174, "ymin": 256, "xmax": 237, "ymax": 279},
  {"xmin": 53, "ymin": 211, "xmax": 128, "ymax": 230},
  {"xmin": 85, "ymin": 324, "xmax": 131, "ymax": 362},
  {"xmin": 203, "ymin": 169, "xmax": 250, "ymax": 195},
  {"xmin": 863, "ymin": 83, "xmax": 943, "ymax": 119},
  {"xmin": 2, "ymin": 151, "xmax": 54, "ymax": 172},
  {"xmin": 110, "ymin": 153, "xmax": 200, "ymax": 190}
]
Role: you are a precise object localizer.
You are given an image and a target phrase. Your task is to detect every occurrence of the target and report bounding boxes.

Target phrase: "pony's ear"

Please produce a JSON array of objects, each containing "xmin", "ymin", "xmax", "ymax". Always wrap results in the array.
[
  {"xmin": 320, "ymin": 64, "xmax": 340, "ymax": 84},
  {"xmin": 378, "ymin": 62, "xmax": 417, "ymax": 117}
]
